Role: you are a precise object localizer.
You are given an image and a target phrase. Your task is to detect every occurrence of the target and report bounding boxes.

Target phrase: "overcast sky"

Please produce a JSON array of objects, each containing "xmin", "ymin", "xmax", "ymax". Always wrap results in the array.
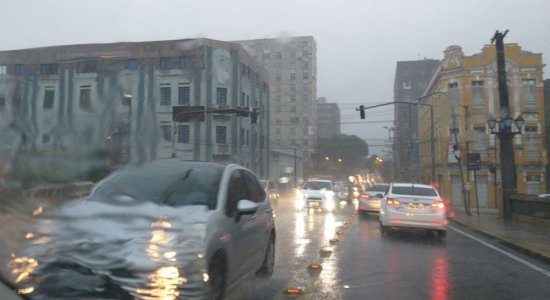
[{"xmin": 1, "ymin": 0, "xmax": 549, "ymax": 154}]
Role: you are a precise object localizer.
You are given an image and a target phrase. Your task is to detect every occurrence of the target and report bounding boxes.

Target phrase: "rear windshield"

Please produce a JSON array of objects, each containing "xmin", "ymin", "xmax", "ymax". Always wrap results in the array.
[
  {"xmin": 391, "ymin": 186, "xmax": 437, "ymax": 197},
  {"xmin": 367, "ymin": 184, "xmax": 389, "ymax": 192},
  {"xmin": 302, "ymin": 181, "xmax": 332, "ymax": 190}
]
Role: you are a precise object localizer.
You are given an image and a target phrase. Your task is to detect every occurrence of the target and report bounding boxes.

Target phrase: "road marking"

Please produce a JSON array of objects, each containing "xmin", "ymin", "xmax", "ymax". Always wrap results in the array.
[{"xmin": 449, "ymin": 225, "xmax": 550, "ymax": 278}]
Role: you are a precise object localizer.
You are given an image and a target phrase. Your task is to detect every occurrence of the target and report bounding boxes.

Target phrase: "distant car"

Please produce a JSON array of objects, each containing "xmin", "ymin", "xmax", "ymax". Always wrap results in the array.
[
  {"xmin": 296, "ymin": 179, "xmax": 336, "ymax": 211},
  {"xmin": 538, "ymin": 194, "xmax": 550, "ymax": 198},
  {"xmin": 17, "ymin": 159, "xmax": 276, "ymax": 300},
  {"xmin": 379, "ymin": 183, "xmax": 447, "ymax": 239},
  {"xmin": 358, "ymin": 183, "xmax": 389, "ymax": 214},
  {"xmin": 260, "ymin": 179, "xmax": 279, "ymax": 201}
]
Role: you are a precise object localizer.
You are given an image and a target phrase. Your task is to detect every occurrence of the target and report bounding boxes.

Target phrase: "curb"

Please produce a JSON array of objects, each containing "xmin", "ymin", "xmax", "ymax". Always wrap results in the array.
[{"xmin": 450, "ymin": 218, "xmax": 550, "ymax": 265}]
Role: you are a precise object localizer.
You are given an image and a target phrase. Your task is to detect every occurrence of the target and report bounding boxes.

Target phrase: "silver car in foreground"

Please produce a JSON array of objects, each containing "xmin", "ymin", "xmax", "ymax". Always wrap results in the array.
[
  {"xmin": 15, "ymin": 159, "xmax": 275, "ymax": 300},
  {"xmin": 379, "ymin": 183, "xmax": 447, "ymax": 238}
]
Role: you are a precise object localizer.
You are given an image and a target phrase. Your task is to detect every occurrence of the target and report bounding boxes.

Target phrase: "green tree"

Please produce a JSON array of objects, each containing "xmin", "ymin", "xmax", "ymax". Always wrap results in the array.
[{"xmin": 313, "ymin": 134, "xmax": 369, "ymax": 179}]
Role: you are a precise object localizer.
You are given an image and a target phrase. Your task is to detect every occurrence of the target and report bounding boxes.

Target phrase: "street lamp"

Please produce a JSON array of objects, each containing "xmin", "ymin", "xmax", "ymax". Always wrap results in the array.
[{"xmin": 487, "ymin": 114, "xmax": 524, "ymax": 134}]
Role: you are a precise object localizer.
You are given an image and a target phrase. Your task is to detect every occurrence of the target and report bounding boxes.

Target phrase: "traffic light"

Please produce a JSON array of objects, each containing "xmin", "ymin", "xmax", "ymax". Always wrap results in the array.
[
  {"xmin": 359, "ymin": 105, "xmax": 365, "ymax": 119},
  {"xmin": 251, "ymin": 108, "xmax": 258, "ymax": 124}
]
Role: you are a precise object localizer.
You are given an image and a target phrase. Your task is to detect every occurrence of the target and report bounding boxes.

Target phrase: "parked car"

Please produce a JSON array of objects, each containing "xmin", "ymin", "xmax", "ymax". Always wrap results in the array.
[
  {"xmin": 296, "ymin": 179, "xmax": 336, "ymax": 212},
  {"xmin": 260, "ymin": 179, "xmax": 279, "ymax": 201},
  {"xmin": 16, "ymin": 159, "xmax": 276, "ymax": 299},
  {"xmin": 358, "ymin": 183, "xmax": 389, "ymax": 214},
  {"xmin": 379, "ymin": 183, "xmax": 447, "ymax": 239}
]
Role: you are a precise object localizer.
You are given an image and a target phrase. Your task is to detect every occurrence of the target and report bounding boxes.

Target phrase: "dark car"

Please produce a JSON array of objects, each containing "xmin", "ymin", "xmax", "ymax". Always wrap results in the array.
[{"xmin": 11, "ymin": 159, "xmax": 276, "ymax": 300}]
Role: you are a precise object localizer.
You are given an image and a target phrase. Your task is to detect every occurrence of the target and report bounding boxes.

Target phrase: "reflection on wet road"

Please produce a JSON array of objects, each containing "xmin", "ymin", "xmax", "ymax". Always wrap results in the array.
[{"xmin": 2, "ymin": 192, "xmax": 550, "ymax": 299}]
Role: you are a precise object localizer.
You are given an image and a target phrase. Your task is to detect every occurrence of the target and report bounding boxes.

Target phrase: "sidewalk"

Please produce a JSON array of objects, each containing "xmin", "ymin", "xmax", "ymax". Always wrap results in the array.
[{"xmin": 450, "ymin": 209, "xmax": 550, "ymax": 264}]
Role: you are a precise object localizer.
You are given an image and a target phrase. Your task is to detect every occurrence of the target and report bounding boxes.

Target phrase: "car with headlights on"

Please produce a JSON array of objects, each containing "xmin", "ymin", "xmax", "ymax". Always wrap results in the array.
[
  {"xmin": 379, "ymin": 183, "xmax": 447, "ymax": 238},
  {"xmin": 260, "ymin": 179, "xmax": 279, "ymax": 202},
  {"xmin": 16, "ymin": 159, "xmax": 276, "ymax": 300},
  {"xmin": 358, "ymin": 183, "xmax": 389, "ymax": 214},
  {"xmin": 296, "ymin": 179, "xmax": 336, "ymax": 212}
]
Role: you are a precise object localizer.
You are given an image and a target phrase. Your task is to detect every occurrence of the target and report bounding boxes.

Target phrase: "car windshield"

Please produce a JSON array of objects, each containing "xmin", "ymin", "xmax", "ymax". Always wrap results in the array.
[
  {"xmin": 302, "ymin": 181, "xmax": 332, "ymax": 190},
  {"xmin": 91, "ymin": 162, "xmax": 223, "ymax": 209},
  {"xmin": 391, "ymin": 186, "xmax": 438, "ymax": 197}
]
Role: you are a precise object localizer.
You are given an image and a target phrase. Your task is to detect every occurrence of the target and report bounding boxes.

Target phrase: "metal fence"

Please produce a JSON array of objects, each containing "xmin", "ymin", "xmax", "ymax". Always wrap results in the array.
[{"xmin": 510, "ymin": 194, "xmax": 550, "ymax": 220}]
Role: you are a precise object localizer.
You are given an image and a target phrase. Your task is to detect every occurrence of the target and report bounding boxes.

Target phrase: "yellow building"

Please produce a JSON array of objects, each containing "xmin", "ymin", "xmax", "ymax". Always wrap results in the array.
[{"xmin": 418, "ymin": 44, "xmax": 546, "ymax": 212}]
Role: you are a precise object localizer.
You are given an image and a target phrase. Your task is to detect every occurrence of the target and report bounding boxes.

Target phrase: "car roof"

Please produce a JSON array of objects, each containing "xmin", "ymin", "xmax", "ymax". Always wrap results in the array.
[
  {"xmin": 305, "ymin": 179, "xmax": 332, "ymax": 183},
  {"xmin": 390, "ymin": 182, "xmax": 434, "ymax": 189}
]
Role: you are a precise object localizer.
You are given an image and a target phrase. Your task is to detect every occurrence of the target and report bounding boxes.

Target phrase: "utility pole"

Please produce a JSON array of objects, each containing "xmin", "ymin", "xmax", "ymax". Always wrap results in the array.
[
  {"xmin": 492, "ymin": 29, "xmax": 517, "ymax": 218},
  {"xmin": 430, "ymin": 105, "xmax": 435, "ymax": 182}
]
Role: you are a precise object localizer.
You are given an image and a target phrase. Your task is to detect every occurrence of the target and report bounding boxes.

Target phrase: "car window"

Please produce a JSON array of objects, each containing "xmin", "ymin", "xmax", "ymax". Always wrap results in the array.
[
  {"xmin": 302, "ymin": 181, "xmax": 332, "ymax": 190},
  {"xmin": 368, "ymin": 184, "xmax": 389, "ymax": 192},
  {"xmin": 163, "ymin": 169, "xmax": 221, "ymax": 209},
  {"xmin": 241, "ymin": 170, "xmax": 265, "ymax": 203},
  {"xmin": 226, "ymin": 170, "xmax": 248, "ymax": 215},
  {"xmin": 391, "ymin": 186, "xmax": 438, "ymax": 197}
]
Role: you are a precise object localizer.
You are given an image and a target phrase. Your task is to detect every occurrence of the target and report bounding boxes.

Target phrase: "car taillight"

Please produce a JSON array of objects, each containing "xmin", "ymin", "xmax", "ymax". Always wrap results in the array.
[
  {"xmin": 386, "ymin": 198, "xmax": 401, "ymax": 205},
  {"xmin": 360, "ymin": 193, "xmax": 370, "ymax": 199},
  {"xmin": 431, "ymin": 201, "xmax": 445, "ymax": 209}
]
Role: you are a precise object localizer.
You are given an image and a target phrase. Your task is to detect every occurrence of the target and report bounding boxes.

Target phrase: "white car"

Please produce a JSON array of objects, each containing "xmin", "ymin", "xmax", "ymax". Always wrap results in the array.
[
  {"xmin": 379, "ymin": 183, "xmax": 447, "ymax": 238},
  {"xmin": 17, "ymin": 159, "xmax": 276, "ymax": 300},
  {"xmin": 296, "ymin": 179, "xmax": 336, "ymax": 212},
  {"xmin": 358, "ymin": 183, "xmax": 389, "ymax": 213}
]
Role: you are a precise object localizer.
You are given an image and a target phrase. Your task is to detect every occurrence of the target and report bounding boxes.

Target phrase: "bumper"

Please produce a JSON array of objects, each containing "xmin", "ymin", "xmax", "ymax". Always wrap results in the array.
[
  {"xmin": 358, "ymin": 199, "xmax": 381, "ymax": 212},
  {"xmin": 381, "ymin": 209, "xmax": 448, "ymax": 231}
]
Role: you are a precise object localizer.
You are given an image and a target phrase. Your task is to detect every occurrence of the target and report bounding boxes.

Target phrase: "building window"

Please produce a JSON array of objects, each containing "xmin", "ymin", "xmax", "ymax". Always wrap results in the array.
[
  {"xmin": 40, "ymin": 64, "xmax": 58, "ymax": 75},
  {"xmin": 76, "ymin": 61, "xmax": 97, "ymax": 73},
  {"xmin": 275, "ymin": 52, "xmax": 282, "ymax": 59},
  {"xmin": 275, "ymin": 118, "xmax": 281, "ymax": 124},
  {"xmin": 42, "ymin": 134, "xmax": 50, "ymax": 144},
  {"xmin": 0, "ymin": 94, "xmax": 5, "ymax": 109},
  {"xmin": 160, "ymin": 57, "xmax": 172, "ymax": 70},
  {"xmin": 0, "ymin": 65, "xmax": 6, "ymax": 74},
  {"xmin": 216, "ymin": 87, "xmax": 227, "ymax": 106},
  {"xmin": 161, "ymin": 124, "xmax": 171, "ymax": 142},
  {"xmin": 303, "ymin": 139, "xmax": 309, "ymax": 146},
  {"xmin": 15, "ymin": 64, "xmax": 25, "ymax": 75},
  {"xmin": 179, "ymin": 57, "xmax": 190, "ymax": 69},
  {"xmin": 525, "ymin": 174, "xmax": 541, "ymax": 195},
  {"xmin": 43, "ymin": 90, "xmax": 55, "ymax": 109},
  {"xmin": 471, "ymin": 81, "xmax": 485, "ymax": 108},
  {"xmin": 403, "ymin": 81, "xmax": 411, "ymax": 89},
  {"xmin": 160, "ymin": 86, "xmax": 171, "ymax": 106},
  {"xmin": 240, "ymin": 128, "xmax": 245, "ymax": 146},
  {"xmin": 523, "ymin": 79, "xmax": 536, "ymax": 109},
  {"xmin": 178, "ymin": 86, "xmax": 190, "ymax": 105},
  {"xmin": 216, "ymin": 126, "xmax": 227, "ymax": 144},
  {"xmin": 290, "ymin": 72, "xmax": 296, "ymax": 80},
  {"xmin": 290, "ymin": 117, "xmax": 299, "ymax": 124},
  {"xmin": 290, "ymin": 85, "xmax": 296, "ymax": 92},
  {"xmin": 178, "ymin": 124, "xmax": 190, "ymax": 143},
  {"xmin": 448, "ymin": 82, "xmax": 459, "ymax": 104},
  {"xmin": 275, "ymin": 127, "xmax": 281, "ymax": 134},
  {"xmin": 302, "ymin": 62, "xmax": 309, "ymax": 69},
  {"xmin": 303, "ymin": 72, "xmax": 309, "ymax": 79},
  {"xmin": 524, "ymin": 126, "xmax": 538, "ymax": 146},
  {"xmin": 79, "ymin": 86, "xmax": 92, "ymax": 111},
  {"xmin": 126, "ymin": 59, "xmax": 139, "ymax": 70},
  {"xmin": 473, "ymin": 127, "xmax": 486, "ymax": 151}
]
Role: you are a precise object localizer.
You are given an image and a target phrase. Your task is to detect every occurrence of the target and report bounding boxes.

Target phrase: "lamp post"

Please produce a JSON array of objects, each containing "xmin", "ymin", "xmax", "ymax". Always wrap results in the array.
[{"xmin": 487, "ymin": 114, "xmax": 524, "ymax": 218}]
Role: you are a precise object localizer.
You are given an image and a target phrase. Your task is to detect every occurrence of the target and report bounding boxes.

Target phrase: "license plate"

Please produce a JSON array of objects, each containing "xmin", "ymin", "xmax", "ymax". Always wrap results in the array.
[{"xmin": 408, "ymin": 203, "xmax": 424, "ymax": 210}]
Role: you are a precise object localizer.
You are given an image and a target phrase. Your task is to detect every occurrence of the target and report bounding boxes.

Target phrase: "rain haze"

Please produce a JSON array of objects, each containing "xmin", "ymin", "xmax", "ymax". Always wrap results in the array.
[{"xmin": 1, "ymin": 0, "xmax": 550, "ymax": 154}]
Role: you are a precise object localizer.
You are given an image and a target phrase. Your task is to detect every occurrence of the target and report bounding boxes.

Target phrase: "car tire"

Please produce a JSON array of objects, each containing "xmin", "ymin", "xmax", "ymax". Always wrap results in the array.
[
  {"xmin": 436, "ymin": 230, "xmax": 447, "ymax": 240},
  {"xmin": 257, "ymin": 234, "xmax": 275, "ymax": 278},
  {"xmin": 208, "ymin": 255, "xmax": 226, "ymax": 300}
]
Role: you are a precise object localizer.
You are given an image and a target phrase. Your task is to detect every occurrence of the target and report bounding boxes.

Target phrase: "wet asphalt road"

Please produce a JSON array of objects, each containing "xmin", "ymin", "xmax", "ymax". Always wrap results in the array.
[{"xmin": 227, "ymin": 193, "xmax": 550, "ymax": 300}]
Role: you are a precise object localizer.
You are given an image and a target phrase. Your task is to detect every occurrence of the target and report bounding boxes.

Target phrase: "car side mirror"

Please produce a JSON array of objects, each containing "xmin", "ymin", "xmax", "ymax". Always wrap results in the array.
[{"xmin": 237, "ymin": 199, "xmax": 259, "ymax": 214}]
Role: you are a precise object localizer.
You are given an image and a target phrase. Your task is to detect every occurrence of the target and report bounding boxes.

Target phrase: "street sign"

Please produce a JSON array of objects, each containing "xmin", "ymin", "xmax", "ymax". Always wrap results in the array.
[{"xmin": 467, "ymin": 153, "xmax": 481, "ymax": 171}]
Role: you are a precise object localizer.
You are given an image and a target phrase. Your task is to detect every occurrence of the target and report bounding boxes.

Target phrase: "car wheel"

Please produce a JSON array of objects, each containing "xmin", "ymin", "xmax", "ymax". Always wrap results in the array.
[
  {"xmin": 436, "ymin": 230, "xmax": 447, "ymax": 240},
  {"xmin": 257, "ymin": 234, "xmax": 275, "ymax": 278},
  {"xmin": 208, "ymin": 255, "xmax": 226, "ymax": 300}
]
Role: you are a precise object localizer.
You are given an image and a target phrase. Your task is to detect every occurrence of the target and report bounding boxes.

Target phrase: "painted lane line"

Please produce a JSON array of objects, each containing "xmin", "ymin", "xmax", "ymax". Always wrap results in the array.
[{"xmin": 449, "ymin": 225, "xmax": 550, "ymax": 278}]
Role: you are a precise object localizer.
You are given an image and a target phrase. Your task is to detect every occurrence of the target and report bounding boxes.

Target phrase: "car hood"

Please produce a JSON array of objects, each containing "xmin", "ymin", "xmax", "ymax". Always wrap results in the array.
[
  {"xmin": 301, "ymin": 189, "xmax": 331, "ymax": 198},
  {"xmin": 11, "ymin": 199, "xmax": 214, "ymax": 299}
]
